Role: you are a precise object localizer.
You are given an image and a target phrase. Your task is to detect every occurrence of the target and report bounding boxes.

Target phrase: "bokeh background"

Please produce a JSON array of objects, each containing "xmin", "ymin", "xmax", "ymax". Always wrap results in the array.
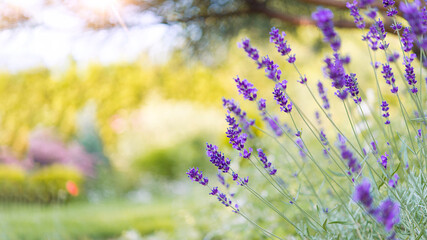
[{"xmin": 0, "ymin": 0, "xmax": 403, "ymax": 239}]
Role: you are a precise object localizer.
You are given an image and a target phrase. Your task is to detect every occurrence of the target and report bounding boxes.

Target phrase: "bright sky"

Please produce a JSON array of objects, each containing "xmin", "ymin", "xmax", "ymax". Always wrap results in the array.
[{"xmin": 0, "ymin": 0, "xmax": 177, "ymax": 72}]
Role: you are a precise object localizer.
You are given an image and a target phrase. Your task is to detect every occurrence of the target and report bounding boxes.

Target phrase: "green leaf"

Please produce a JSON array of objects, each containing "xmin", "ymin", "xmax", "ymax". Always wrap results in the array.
[
  {"xmin": 328, "ymin": 221, "xmax": 351, "ymax": 225},
  {"xmin": 322, "ymin": 219, "xmax": 328, "ymax": 231}
]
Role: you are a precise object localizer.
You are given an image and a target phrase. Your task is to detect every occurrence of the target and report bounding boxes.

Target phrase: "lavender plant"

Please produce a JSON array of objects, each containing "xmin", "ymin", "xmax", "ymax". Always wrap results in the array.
[{"xmin": 187, "ymin": 0, "xmax": 427, "ymax": 239}]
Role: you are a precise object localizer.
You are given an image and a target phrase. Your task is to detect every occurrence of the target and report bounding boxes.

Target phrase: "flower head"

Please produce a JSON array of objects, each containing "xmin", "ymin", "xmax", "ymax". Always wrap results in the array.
[
  {"xmin": 375, "ymin": 199, "xmax": 400, "ymax": 231},
  {"xmin": 312, "ymin": 8, "xmax": 341, "ymax": 51},
  {"xmin": 354, "ymin": 179, "xmax": 373, "ymax": 208},
  {"xmin": 187, "ymin": 167, "xmax": 209, "ymax": 186},
  {"xmin": 347, "ymin": 0, "xmax": 365, "ymax": 29}
]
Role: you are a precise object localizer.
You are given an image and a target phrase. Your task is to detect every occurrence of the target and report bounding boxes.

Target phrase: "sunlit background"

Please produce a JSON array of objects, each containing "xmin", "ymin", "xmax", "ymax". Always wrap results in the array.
[{"xmin": 0, "ymin": 0, "xmax": 405, "ymax": 239}]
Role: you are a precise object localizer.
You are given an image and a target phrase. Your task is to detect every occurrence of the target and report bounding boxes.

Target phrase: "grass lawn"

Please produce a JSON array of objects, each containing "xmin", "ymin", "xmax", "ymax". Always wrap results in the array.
[{"xmin": 0, "ymin": 199, "xmax": 176, "ymax": 240}]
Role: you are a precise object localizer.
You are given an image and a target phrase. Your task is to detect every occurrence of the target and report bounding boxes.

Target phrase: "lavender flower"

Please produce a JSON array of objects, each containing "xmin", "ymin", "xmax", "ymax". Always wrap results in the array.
[
  {"xmin": 375, "ymin": 199, "xmax": 400, "ymax": 231},
  {"xmin": 366, "ymin": 8, "xmax": 377, "ymax": 19},
  {"xmin": 240, "ymin": 147, "xmax": 252, "ymax": 159},
  {"xmin": 338, "ymin": 135, "xmax": 361, "ymax": 173},
  {"xmin": 206, "ymin": 143, "xmax": 231, "ymax": 173},
  {"xmin": 403, "ymin": 54, "xmax": 418, "ymax": 94},
  {"xmin": 233, "ymin": 76, "xmax": 258, "ymax": 101},
  {"xmin": 258, "ymin": 98, "xmax": 266, "ymax": 112},
  {"xmin": 296, "ymin": 138, "xmax": 307, "ymax": 159},
  {"xmin": 371, "ymin": 141, "xmax": 378, "ymax": 154},
  {"xmin": 320, "ymin": 130, "xmax": 329, "ymax": 146},
  {"xmin": 354, "ymin": 179, "xmax": 373, "ymax": 208},
  {"xmin": 217, "ymin": 172, "xmax": 229, "ymax": 189},
  {"xmin": 324, "ymin": 54, "xmax": 346, "ymax": 90},
  {"xmin": 261, "ymin": 56, "xmax": 282, "ymax": 81},
  {"xmin": 238, "ymin": 38, "xmax": 260, "ymax": 64},
  {"xmin": 381, "ymin": 101, "xmax": 391, "ymax": 125},
  {"xmin": 359, "ymin": 0, "xmax": 374, "ymax": 8},
  {"xmin": 187, "ymin": 167, "xmax": 209, "ymax": 185},
  {"xmin": 383, "ymin": 0, "xmax": 395, "ymax": 8},
  {"xmin": 381, "ymin": 64, "xmax": 398, "ymax": 94},
  {"xmin": 225, "ymin": 113, "xmax": 247, "ymax": 151},
  {"xmin": 273, "ymin": 83, "xmax": 293, "ymax": 113},
  {"xmin": 364, "ymin": 19, "xmax": 387, "ymax": 51},
  {"xmin": 269, "ymin": 27, "xmax": 292, "ymax": 56},
  {"xmin": 401, "ymin": 28, "xmax": 414, "ymax": 52},
  {"xmin": 387, "ymin": 52, "xmax": 400, "ymax": 63},
  {"xmin": 287, "ymin": 54, "xmax": 296, "ymax": 64},
  {"xmin": 222, "ymin": 98, "xmax": 255, "ymax": 132},
  {"xmin": 345, "ymin": 73, "xmax": 361, "ymax": 104},
  {"xmin": 317, "ymin": 81, "xmax": 330, "ymax": 109},
  {"xmin": 387, "ymin": 7, "xmax": 398, "ymax": 17},
  {"xmin": 265, "ymin": 116, "xmax": 284, "ymax": 137},
  {"xmin": 298, "ymin": 76, "xmax": 307, "ymax": 84},
  {"xmin": 312, "ymin": 8, "xmax": 341, "ymax": 51},
  {"xmin": 379, "ymin": 152, "xmax": 388, "ymax": 169},
  {"xmin": 400, "ymin": 0, "xmax": 426, "ymax": 36},
  {"xmin": 391, "ymin": 23, "xmax": 402, "ymax": 32},
  {"xmin": 388, "ymin": 174, "xmax": 399, "ymax": 188},
  {"xmin": 347, "ymin": 0, "xmax": 365, "ymax": 29},
  {"xmin": 257, "ymin": 148, "xmax": 277, "ymax": 175}
]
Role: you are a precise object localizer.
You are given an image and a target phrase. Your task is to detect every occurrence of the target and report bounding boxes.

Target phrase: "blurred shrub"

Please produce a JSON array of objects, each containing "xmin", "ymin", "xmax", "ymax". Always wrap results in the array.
[
  {"xmin": 0, "ymin": 165, "xmax": 26, "ymax": 201},
  {"xmin": 0, "ymin": 164, "xmax": 83, "ymax": 203},
  {"xmin": 132, "ymin": 135, "xmax": 212, "ymax": 180},
  {"xmin": 28, "ymin": 165, "xmax": 83, "ymax": 203}
]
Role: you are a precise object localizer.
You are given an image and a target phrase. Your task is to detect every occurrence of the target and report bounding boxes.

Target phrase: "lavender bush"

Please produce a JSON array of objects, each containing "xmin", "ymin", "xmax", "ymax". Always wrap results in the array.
[{"xmin": 187, "ymin": 0, "xmax": 427, "ymax": 239}]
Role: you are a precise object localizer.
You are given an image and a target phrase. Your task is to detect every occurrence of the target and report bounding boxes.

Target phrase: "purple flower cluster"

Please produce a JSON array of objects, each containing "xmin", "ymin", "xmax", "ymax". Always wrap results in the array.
[
  {"xmin": 324, "ymin": 54, "xmax": 346, "ymax": 90},
  {"xmin": 347, "ymin": 0, "xmax": 365, "ymax": 29},
  {"xmin": 366, "ymin": 8, "xmax": 377, "ymax": 19},
  {"xmin": 401, "ymin": 28, "xmax": 414, "ymax": 52},
  {"xmin": 345, "ymin": 73, "xmax": 361, "ymax": 104},
  {"xmin": 210, "ymin": 187, "xmax": 240, "ymax": 212},
  {"xmin": 206, "ymin": 144, "xmax": 231, "ymax": 173},
  {"xmin": 387, "ymin": 7, "xmax": 398, "ymax": 17},
  {"xmin": 381, "ymin": 101, "xmax": 391, "ymax": 125},
  {"xmin": 399, "ymin": 0, "xmax": 426, "ymax": 36},
  {"xmin": 337, "ymin": 135, "xmax": 361, "ymax": 173},
  {"xmin": 317, "ymin": 81, "xmax": 330, "ymax": 109},
  {"xmin": 222, "ymin": 98, "xmax": 255, "ymax": 132},
  {"xmin": 388, "ymin": 174, "xmax": 399, "ymax": 188},
  {"xmin": 381, "ymin": 64, "xmax": 398, "ymax": 94},
  {"xmin": 358, "ymin": 0, "xmax": 374, "ymax": 8},
  {"xmin": 403, "ymin": 54, "xmax": 418, "ymax": 94},
  {"xmin": 187, "ymin": 167, "xmax": 209, "ymax": 186},
  {"xmin": 257, "ymin": 148, "xmax": 277, "ymax": 175},
  {"xmin": 383, "ymin": 0, "xmax": 395, "ymax": 8},
  {"xmin": 312, "ymin": 8, "xmax": 341, "ymax": 51},
  {"xmin": 371, "ymin": 141, "xmax": 378, "ymax": 154},
  {"xmin": 296, "ymin": 138, "xmax": 307, "ymax": 159},
  {"xmin": 233, "ymin": 76, "xmax": 258, "ymax": 101},
  {"xmin": 238, "ymin": 38, "xmax": 260, "ymax": 63},
  {"xmin": 354, "ymin": 179, "xmax": 373, "ymax": 208},
  {"xmin": 387, "ymin": 52, "xmax": 400, "ymax": 63},
  {"xmin": 265, "ymin": 116, "xmax": 284, "ymax": 137},
  {"xmin": 269, "ymin": 27, "xmax": 292, "ymax": 56},
  {"xmin": 225, "ymin": 114, "xmax": 247, "ymax": 151},
  {"xmin": 376, "ymin": 199, "xmax": 400, "ymax": 232},
  {"xmin": 273, "ymin": 84, "xmax": 293, "ymax": 113},
  {"xmin": 363, "ymin": 19, "xmax": 387, "ymax": 51},
  {"xmin": 261, "ymin": 56, "xmax": 282, "ymax": 82},
  {"xmin": 379, "ymin": 152, "xmax": 388, "ymax": 169},
  {"xmin": 354, "ymin": 180, "xmax": 400, "ymax": 232}
]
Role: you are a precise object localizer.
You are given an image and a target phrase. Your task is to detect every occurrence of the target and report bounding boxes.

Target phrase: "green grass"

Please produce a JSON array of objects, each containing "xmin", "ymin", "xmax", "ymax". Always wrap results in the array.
[{"xmin": 0, "ymin": 200, "xmax": 175, "ymax": 240}]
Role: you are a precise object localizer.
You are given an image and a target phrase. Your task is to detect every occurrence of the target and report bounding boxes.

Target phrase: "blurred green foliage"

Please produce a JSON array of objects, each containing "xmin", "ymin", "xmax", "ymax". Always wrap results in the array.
[
  {"xmin": 0, "ymin": 55, "xmax": 234, "ymax": 156},
  {"xmin": 0, "ymin": 164, "xmax": 82, "ymax": 203},
  {"xmin": 132, "ymin": 135, "xmax": 211, "ymax": 179}
]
